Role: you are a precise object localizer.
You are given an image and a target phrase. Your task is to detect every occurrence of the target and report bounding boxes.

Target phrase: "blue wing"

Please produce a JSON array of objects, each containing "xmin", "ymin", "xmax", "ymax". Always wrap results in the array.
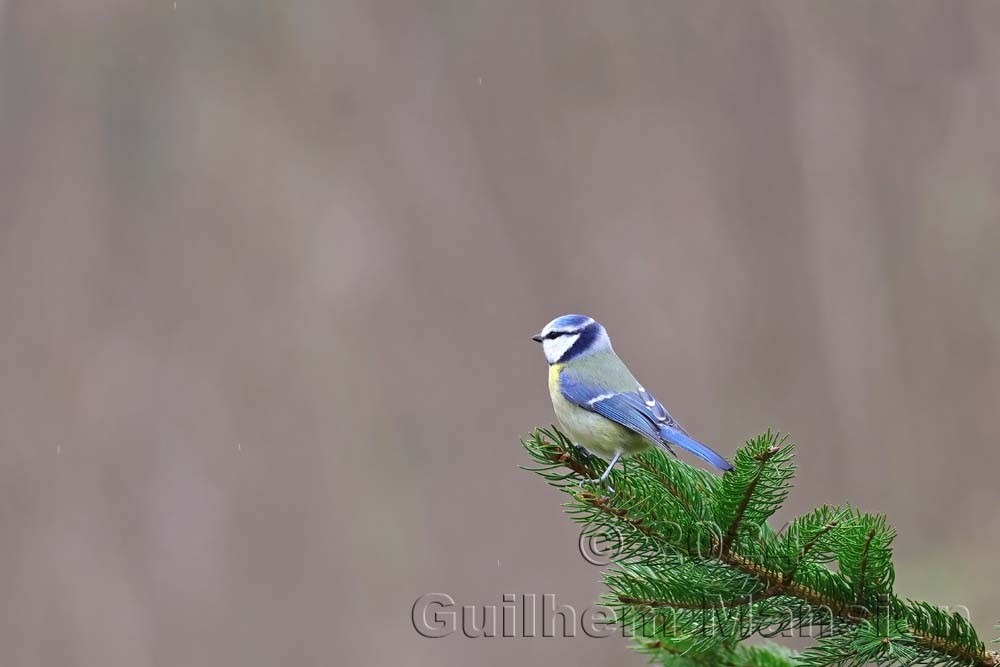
[{"xmin": 560, "ymin": 369, "xmax": 733, "ymax": 472}]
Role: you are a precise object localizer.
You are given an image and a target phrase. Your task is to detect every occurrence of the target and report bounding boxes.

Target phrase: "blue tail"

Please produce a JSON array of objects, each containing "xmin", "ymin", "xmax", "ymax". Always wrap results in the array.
[{"xmin": 658, "ymin": 425, "xmax": 733, "ymax": 472}]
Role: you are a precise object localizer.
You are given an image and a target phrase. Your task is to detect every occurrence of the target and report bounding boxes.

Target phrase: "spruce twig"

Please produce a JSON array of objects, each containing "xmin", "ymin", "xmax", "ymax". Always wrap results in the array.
[{"xmin": 522, "ymin": 427, "xmax": 999, "ymax": 667}]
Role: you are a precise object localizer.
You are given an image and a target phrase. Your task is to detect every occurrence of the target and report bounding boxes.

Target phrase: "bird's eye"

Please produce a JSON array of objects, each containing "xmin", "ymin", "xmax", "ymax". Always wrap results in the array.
[{"xmin": 545, "ymin": 331, "xmax": 562, "ymax": 339}]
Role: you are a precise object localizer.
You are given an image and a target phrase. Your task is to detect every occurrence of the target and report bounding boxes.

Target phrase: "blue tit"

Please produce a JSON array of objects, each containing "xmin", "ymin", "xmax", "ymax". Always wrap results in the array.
[{"xmin": 532, "ymin": 314, "xmax": 733, "ymax": 485}]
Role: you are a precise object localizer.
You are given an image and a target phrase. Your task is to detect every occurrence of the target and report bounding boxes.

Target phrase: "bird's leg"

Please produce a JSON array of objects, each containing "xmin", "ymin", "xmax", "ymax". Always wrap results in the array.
[
  {"xmin": 598, "ymin": 451, "xmax": 622, "ymax": 483},
  {"xmin": 579, "ymin": 451, "xmax": 622, "ymax": 495}
]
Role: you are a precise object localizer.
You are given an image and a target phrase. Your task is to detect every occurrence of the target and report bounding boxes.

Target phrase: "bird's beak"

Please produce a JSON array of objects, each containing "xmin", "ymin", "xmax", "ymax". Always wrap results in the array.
[{"xmin": 531, "ymin": 333, "xmax": 543, "ymax": 343}]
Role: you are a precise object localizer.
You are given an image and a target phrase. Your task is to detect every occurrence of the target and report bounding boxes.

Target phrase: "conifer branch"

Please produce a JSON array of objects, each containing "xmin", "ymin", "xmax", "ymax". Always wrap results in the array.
[
  {"xmin": 635, "ymin": 456, "xmax": 703, "ymax": 521},
  {"xmin": 522, "ymin": 427, "xmax": 999, "ymax": 667},
  {"xmin": 785, "ymin": 521, "xmax": 838, "ymax": 583},
  {"xmin": 855, "ymin": 528, "xmax": 875, "ymax": 606},
  {"xmin": 720, "ymin": 445, "xmax": 780, "ymax": 555}
]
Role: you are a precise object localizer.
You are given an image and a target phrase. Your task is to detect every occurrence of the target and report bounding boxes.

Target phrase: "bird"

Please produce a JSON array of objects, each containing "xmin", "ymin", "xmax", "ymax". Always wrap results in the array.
[{"xmin": 532, "ymin": 314, "xmax": 733, "ymax": 487}]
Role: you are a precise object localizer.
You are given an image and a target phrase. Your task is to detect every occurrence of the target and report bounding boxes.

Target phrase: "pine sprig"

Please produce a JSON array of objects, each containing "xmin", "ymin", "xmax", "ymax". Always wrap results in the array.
[
  {"xmin": 837, "ymin": 508, "xmax": 896, "ymax": 609},
  {"xmin": 713, "ymin": 431, "xmax": 795, "ymax": 556},
  {"xmin": 521, "ymin": 427, "xmax": 1000, "ymax": 667}
]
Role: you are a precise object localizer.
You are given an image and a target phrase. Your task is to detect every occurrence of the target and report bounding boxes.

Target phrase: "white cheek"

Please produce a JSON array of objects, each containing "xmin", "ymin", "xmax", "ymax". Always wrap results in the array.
[{"xmin": 543, "ymin": 334, "xmax": 580, "ymax": 363}]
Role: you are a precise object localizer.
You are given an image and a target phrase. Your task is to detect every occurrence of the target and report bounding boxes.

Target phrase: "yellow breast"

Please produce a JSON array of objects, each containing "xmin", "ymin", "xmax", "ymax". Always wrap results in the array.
[{"xmin": 547, "ymin": 363, "xmax": 564, "ymax": 397}]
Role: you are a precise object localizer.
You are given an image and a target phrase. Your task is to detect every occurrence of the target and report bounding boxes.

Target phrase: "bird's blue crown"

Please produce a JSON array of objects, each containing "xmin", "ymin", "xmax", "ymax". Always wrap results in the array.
[{"xmin": 548, "ymin": 314, "xmax": 594, "ymax": 333}]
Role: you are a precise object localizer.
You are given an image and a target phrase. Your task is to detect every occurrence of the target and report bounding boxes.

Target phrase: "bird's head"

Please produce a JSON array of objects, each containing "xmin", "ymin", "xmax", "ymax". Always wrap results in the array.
[{"xmin": 532, "ymin": 314, "xmax": 611, "ymax": 364}]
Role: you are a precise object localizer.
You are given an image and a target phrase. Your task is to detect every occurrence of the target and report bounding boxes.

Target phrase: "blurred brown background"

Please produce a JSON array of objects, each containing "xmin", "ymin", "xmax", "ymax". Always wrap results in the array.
[{"xmin": 2, "ymin": 1, "xmax": 999, "ymax": 665}]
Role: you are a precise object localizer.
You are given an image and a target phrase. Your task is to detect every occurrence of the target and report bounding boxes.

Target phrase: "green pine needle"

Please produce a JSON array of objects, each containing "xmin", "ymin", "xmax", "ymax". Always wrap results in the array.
[{"xmin": 521, "ymin": 426, "xmax": 999, "ymax": 667}]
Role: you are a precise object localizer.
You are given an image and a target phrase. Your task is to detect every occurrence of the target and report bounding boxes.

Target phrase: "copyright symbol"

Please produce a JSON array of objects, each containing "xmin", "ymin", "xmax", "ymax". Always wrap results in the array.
[{"xmin": 578, "ymin": 526, "xmax": 624, "ymax": 566}]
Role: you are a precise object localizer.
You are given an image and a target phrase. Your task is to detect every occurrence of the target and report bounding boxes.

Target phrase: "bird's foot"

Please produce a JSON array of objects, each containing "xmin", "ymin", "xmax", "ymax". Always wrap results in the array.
[{"xmin": 577, "ymin": 477, "xmax": 615, "ymax": 496}]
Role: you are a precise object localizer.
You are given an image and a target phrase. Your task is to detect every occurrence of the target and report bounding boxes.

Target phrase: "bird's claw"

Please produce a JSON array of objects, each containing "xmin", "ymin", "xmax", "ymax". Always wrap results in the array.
[{"xmin": 577, "ymin": 477, "xmax": 615, "ymax": 496}]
